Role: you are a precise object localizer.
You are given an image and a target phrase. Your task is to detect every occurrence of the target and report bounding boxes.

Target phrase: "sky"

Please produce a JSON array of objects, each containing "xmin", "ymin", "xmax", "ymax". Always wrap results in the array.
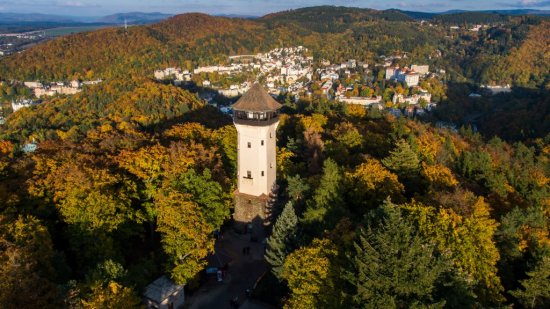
[{"xmin": 0, "ymin": 0, "xmax": 549, "ymax": 16}]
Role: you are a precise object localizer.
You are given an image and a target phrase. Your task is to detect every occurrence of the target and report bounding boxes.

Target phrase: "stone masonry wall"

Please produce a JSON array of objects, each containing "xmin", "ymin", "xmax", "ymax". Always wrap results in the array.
[{"xmin": 233, "ymin": 192, "xmax": 270, "ymax": 238}]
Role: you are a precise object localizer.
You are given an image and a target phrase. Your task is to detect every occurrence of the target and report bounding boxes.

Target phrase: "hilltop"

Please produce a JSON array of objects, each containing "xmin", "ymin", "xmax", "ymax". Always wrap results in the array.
[
  {"xmin": 97, "ymin": 12, "xmax": 173, "ymax": 24},
  {"xmin": 0, "ymin": 6, "xmax": 547, "ymax": 88},
  {"xmin": 0, "ymin": 11, "xmax": 173, "ymax": 34},
  {"xmin": 262, "ymin": 6, "xmax": 413, "ymax": 21},
  {"xmin": 0, "ymin": 13, "xmax": 288, "ymax": 80},
  {"xmin": 262, "ymin": 6, "xmax": 414, "ymax": 33}
]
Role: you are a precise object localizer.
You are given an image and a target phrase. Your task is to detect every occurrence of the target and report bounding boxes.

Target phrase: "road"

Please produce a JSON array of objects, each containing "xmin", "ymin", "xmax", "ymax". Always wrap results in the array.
[{"xmin": 186, "ymin": 230, "xmax": 276, "ymax": 309}]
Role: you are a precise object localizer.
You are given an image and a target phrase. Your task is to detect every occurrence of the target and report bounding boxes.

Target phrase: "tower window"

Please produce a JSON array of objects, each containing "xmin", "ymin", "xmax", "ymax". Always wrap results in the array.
[
  {"xmin": 270, "ymin": 162, "xmax": 273, "ymax": 168},
  {"xmin": 261, "ymin": 140, "xmax": 264, "ymax": 146},
  {"xmin": 261, "ymin": 171, "xmax": 265, "ymax": 176},
  {"xmin": 247, "ymin": 142, "xmax": 251, "ymax": 148},
  {"xmin": 246, "ymin": 171, "xmax": 252, "ymax": 178},
  {"xmin": 270, "ymin": 132, "xmax": 272, "ymax": 138}
]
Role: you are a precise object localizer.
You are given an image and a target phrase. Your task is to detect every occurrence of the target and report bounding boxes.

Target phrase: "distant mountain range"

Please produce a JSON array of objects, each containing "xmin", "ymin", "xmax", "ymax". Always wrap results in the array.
[
  {"xmin": 96, "ymin": 12, "xmax": 174, "ymax": 24},
  {"xmin": 0, "ymin": 13, "xmax": 78, "ymax": 23},
  {"xmin": 439, "ymin": 9, "xmax": 550, "ymax": 15},
  {"xmin": 0, "ymin": 12, "xmax": 173, "ymax": 26},
  {"xmin": 0, "ymin": 8, "xmax": 548, "ymax": 30},
  {"xmin": 400, "ymin": 9, "xmax": 549, "ymax": 20},
  {"xmin": 0, "ymin": 12, "xmax": 175, "ymax": 34}
]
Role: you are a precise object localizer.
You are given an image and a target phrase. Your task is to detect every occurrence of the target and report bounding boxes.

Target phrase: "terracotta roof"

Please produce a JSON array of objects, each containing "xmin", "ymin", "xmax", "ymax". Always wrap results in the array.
[{"xmin": 232, "ymin": 83, "xmax": 282, "ymax": 112}]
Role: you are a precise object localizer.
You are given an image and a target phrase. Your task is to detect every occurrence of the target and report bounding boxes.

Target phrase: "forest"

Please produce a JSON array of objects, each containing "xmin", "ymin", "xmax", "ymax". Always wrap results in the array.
[
  {"xmin": 258, "ymin": 99, "xmax": 549, "ymax": 309},
  {"xmin": 0, "ymin": 6, "xmax": 548, "ymax": 309}
]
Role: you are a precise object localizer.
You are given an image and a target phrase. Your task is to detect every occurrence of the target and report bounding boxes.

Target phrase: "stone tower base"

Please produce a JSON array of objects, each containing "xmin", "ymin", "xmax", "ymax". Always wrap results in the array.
[{"xmin": 233, "ymin": 188, "xmax": 278, "ymax": 240}]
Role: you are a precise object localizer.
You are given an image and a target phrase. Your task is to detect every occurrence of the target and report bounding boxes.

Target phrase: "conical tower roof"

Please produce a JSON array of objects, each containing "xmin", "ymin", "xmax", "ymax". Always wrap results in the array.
[{"xmin": 232, "ymin": 83, "xmax": 282, "ymax": 112}]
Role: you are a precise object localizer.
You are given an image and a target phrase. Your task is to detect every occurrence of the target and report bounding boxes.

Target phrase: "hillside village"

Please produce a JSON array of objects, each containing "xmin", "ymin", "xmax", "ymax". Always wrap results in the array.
[
  {"xmin": 0, "ymin": 48, "xmax": 455, "ymax": 152},
  {"xmin": 1, "ymin": 79, "xmax": 103, "ymax": 114},
  {"xmin": 0, "ymin": 43, "xmax": 516, "ymax": 122},
  {"xmin": 154, "ymin": 46, "xmax": 441, "ymax": 117}
]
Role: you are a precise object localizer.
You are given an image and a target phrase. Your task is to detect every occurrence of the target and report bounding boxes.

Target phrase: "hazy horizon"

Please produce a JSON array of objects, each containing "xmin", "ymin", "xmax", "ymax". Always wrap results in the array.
[{"xmin": 0, "ymin": 0, "xmax": 549, "ymax": 17}]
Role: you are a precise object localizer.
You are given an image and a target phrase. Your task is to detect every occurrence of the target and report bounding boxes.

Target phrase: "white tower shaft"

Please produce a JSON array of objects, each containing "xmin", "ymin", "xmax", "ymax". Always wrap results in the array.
[{"xmin": 235, "ymin": 121, "xmax": 278, "ymax": 197}]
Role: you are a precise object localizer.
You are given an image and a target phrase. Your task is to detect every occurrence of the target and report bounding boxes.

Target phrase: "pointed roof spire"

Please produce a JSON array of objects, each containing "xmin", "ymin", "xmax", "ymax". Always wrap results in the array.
[{"xmin": 232, "ymin": 83, "xmax": 282, "ymax": 112}]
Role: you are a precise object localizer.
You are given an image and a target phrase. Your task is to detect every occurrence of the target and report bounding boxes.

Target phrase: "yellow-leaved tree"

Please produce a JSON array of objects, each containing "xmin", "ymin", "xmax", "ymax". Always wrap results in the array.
[
  {"xmin": 403, "ymin": 198, "xmax": 504, "ymax": 304},
  {"xmin": 81, "ymin": 281, "xmax": 141, "ymax": 309},
  {"xmin": 346, "ymin": 158, "xmax": 404, "ymax": 212},
  {"xmin": 0, "ymin": 140, "xmax": 13, "ymax": 175},
  {"xmin": 421, "ymin": 162, "xmax": 459, "ymax": 190},
  {"xmin": 282, "ymin": 238, "xmax": 340, "ymax": 309},
  {"xmin": 155, "ymin": 188, "xmax": 214, "ymax": 285}
]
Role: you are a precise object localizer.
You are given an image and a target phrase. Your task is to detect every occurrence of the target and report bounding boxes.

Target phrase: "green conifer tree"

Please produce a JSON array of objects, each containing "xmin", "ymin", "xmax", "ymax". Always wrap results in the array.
[
  {"xmin": 510, "ymin": 255, "xmax": 550, "ymax": 309},
  {"xmin": 286, "ymin": 174, "xmax": 310, "ymax": 202},
  {"xmin": 382, "ymin": 139, "xmax": 420, "ymax": 177},
  {"xmin": 346, "ymin": 203, "xmax": 449, "ymax": 308},
  {"xmin": 265, "ymin": 202, "xmax": 298, "ymax": 279},
  {"xmin": 303, "ymin": 159, "xmax": 346, "ymax": 229}
]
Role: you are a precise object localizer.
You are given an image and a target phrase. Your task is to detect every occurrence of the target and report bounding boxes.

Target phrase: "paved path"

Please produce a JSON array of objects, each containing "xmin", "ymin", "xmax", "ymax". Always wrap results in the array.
[{"xmin": 186, "ymin": 230, "xmax": 276, "ymax": 309}]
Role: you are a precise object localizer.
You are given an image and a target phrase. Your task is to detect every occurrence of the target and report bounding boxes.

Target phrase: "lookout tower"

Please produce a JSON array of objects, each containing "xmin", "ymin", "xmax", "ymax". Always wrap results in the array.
[{"xmin": 232, "ymin": 83, "xmax": 282, "ymax": 237}]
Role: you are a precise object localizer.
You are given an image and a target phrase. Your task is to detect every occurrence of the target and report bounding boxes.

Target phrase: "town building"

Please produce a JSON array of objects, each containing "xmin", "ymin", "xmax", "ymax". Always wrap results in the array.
[
  {"xmin": 82, "ymin": 79, "xmax": 103, "ymax": 86},
  {"xmin": 401, "ymin": 72, "xmax": 419, "ymax": 87},
  {"xmin": 11, "ymin": 99, "xmax": 40, "ymax": 112},
  {"xmin": 34, "ymin": 85, "xmax": 81, "ymax": 98},
  {"xmin": 70, "ymin": 80, "xmax": 82, "ymax": 88},
  {"xmin": 411, "ymin": 65, "xmax": 430, "ymax": 75},
  {"xmin": 470, "ymin": 25, "xmax": 483, "ymax": 32},
  {"xmin": 51, "ymin": 85, "xmax": 80, "ymax": 95},
  {"xmin": 338, "ymin": 96, "xmax": 382, "ymax": 106},
  {"xmin": 482, "ymin": 85, "xmax": 512, "ymax": 95},
  {"xmin": 392, "ymin": 91, "xmax": 431, "ymax": 105},
  {"xmin": 386, "ymin": 66, "xmax": 422, "ymax": 86},
  {"xmin": 143, "ymin": 276, "xmax": 185, "ymax": 309},
  {"xmin": 320, "ymin": 80, "xmax": 333, "ymax": 96},
  {"xmin": 23, "ymin": 81, "xmax": 43, "ymax": 89},
  {"xmin": 232, "ymin": 83, "xmax": 281, "ymax": 237},
  {"xmin": 155, "ymin": 68, "xmax": 192, "ymax": 82},
  {"xmin": 34, "ymin": 88, "xmax": 56, "ymax": 98},
  {"xmin": 218, "ymin": 88, "xmax": 240, "ymax": 97},
  {"xmin": 194, "ymin": 66, "xmax": 221, "ymax": 74},
  {"xmin": 386, "ymin": 67, "xmax": 398, "ymax": 80}
]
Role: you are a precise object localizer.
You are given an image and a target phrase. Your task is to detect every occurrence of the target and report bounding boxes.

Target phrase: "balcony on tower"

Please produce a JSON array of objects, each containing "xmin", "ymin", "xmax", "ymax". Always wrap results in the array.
[{"xmin": 232, "ymin": 83, "xmax": 282, "ymax": 126}]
